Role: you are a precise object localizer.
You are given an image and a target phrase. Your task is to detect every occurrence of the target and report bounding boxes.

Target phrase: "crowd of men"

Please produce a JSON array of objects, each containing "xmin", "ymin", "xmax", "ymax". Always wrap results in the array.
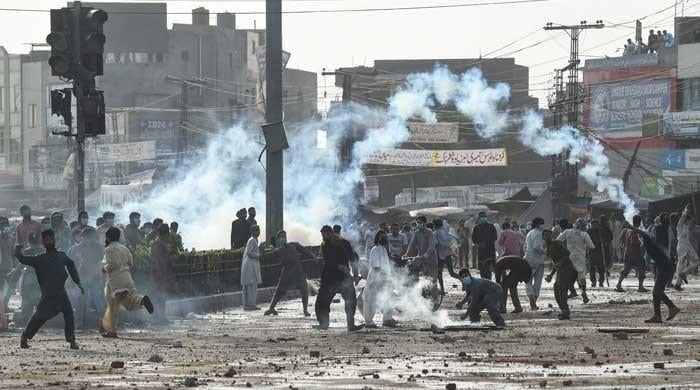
[
  {"xmin": 623, "ymin": 29, "xmax": 674, "ymax": 56},
  {"xmin": 0, "ymin": 205, "xmax": 182, "ymax": 348},
  {"xmin": 2, "ymin": 201, "xmax": 697, "ymax": 346}
]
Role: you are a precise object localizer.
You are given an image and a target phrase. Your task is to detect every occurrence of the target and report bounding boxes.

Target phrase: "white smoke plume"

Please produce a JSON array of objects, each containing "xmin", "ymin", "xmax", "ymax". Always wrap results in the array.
[
  {"xmin": 115, "ymin": 64, "xmax": 638, "ymax": 241},
  {"xmin": 519, "ymin": 111, "xmax": 637, "ymax": 221}
]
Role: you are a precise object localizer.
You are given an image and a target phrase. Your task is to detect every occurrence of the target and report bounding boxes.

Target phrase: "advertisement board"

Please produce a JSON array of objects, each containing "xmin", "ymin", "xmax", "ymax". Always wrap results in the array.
[
  {"xmin": 663, "ymin": 111, "xmax": 700, "ymax": 138},
  {"xmin": 407, "ymin": 122, "xmax": 459, "ymax": 143},
  {"xmin": 589, "ymin": 78, "xmax": 671, "ymax": 138},
  {"xmin": 366, "ymin": 148, "xmax": 507, "ymax": 167},
  {"xmin": 661, "ymin": 148, "xmax": 700, "ymax": 176}
]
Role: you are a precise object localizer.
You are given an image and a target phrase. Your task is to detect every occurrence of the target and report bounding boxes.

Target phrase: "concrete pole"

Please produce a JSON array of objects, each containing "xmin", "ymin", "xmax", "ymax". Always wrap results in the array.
[{"xmin": 265, "ymin": 0, "xmax": 284, "ymax": 240}]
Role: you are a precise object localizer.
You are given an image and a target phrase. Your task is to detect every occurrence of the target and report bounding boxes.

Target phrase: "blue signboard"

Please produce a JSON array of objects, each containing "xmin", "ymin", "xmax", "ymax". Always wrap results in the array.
[
  {"xmin": 662, "ymin": 149, "xmax": 686, "ymax": 170},
  {"xmin": 589, "ymin": 78, "xmax": 671, "ymax": 137}
]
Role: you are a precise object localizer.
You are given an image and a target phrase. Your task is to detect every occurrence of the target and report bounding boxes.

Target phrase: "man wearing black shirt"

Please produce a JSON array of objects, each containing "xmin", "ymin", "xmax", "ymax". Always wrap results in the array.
[
  {"xmin": 636, "ymin": 228, "xmax": 681, "ymax": 323},
  {"xmin": 264, "ymin": 230, "xmax": 315, "ymax": 317},
  {"xmin": 314, "ymin": 225, "xmax": 364, "ymax": 331},
  {"xmin": 472, "ymin": 212, "xmax": 497, "ymax": 279},
  {"xmin": 230, "ymin": 209, "xmax": 250, "ymax": 250},
  {"xmin": 14, "ymin": 230, "xmax": 84, "ymax": 350},
  {"xmin": 494, "ymin": 256, "xmax": 531, "ymax": 314}
]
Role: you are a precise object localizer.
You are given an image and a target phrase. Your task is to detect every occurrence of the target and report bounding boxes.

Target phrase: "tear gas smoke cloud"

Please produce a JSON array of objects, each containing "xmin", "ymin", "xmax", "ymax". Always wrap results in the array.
[{"xmin": 120, "ymin": 64, "xmax": 636, "ymax": 250}]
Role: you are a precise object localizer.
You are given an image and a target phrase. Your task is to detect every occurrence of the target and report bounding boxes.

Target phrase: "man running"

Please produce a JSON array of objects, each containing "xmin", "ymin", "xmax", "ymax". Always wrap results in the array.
[
  {"xmin": 543, "ymin": 230, "xmax": 577, "ymax": 320},
  {"xmin": 315, "ymin": 226, "xmax": 364, "ymax": 331},
  {"xmin": 635, "ymin": 228, "xmax": 681, "ymax": 324}
]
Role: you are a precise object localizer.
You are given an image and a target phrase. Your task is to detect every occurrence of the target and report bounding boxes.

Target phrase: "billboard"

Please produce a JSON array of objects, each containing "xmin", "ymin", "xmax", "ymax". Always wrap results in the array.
[
  {"xmin": 662, "ymin": 148, "xmax": 700, "ymax": 176},
  {"xmin": 366, "ymin": 148, "xmax": 507, "ymax": 167},
  {"xmin": 663, "ymin": 111, "xmax": 700, "ymax": 138},
  {"xmin": 589, "ymin": 78, "xmax": 671, "ymax": 138},
  {"xmin": 407, "ymin": 122, "xmax": 459, "ymax": 143}
]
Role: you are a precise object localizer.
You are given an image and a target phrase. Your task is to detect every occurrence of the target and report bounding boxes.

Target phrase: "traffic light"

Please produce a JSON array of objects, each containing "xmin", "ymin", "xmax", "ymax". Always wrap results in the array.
[
  {"xmin": 50, "ymin": 88, "xmax": 73, "ymax": 128},
  {"xmin": 46, "ymin": 9, "xmax": 73, "ymax": 78},
  {"xmin": 81, "ymin": 89, "xmax": 105, "ymax": 136},
  {"xmin": 80, "ymin": 8, "xmax": 108, "ymax": 76}
]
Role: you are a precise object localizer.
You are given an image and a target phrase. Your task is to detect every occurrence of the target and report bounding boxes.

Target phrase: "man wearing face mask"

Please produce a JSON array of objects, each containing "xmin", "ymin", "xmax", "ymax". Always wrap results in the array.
[
  {"xmin": 123, "ymin": 212, "xmax": 144, "ymax": 254},
  {"xmin": 101, "ymin": 227, "xmax": 154, "ymax": 338},
  {"xmin": 98, "ymin": 212, "xmax": 122, "ymax": 246},
  {"xmin": 73, "ymin": 211, "xmax": 91, "ymax": 236},
  {"xmin": 472, "ymin": 212, "xmax": 497, "ymax": 280},
  {"xmin": 14, "ymin": 230, "xmax": 84, "ymax": 350},
  {"xmin": 264, "ymin": 230, "xmax": 315, "ymax": 317},
  {"xmin": 524, "ymin": 217, "xmax": 546, "ymax": 311},
  {"xmin": 455, "ymin": 268, "xmax": 505, "ymax": 328},
  {"xmin": 51, "ymin": 212, "xmax": 72, "ymax": 251},
  {"xmin": 15, "ymin": 205, "xmax": 42, "ymax": 248},
  {"xmin": 315, "ymin": 225, "xmax": 364, "ymax": 331},
  {"xmin": 241, "ymin": 225, "xmax": 262, "ymax": 311}
]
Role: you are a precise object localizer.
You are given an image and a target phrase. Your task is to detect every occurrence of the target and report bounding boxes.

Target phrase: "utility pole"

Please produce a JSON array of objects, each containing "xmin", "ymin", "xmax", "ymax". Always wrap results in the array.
[
  {"xmin": 544, "ymin": 20, "xmax": 604, "ymax": 217},
  {"xmin": 177, "ymin": 81, "xmax": 189, "ymax": 167},
  {"xmin": 264, "ymin": 0, "xmax": 285, "ymax": 240}
]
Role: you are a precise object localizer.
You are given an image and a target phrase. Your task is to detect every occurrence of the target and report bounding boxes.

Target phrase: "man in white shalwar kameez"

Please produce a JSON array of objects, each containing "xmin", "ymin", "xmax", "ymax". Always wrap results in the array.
[
  {"xmin": 675, "ymin": 205, "xmax": 700, "ymax": 289},
  {"xmin": 556, "ymin": 219, "xmax": 595, "ymax": 304},
  {"xmin": 241, "ymin": 225, "xmax": 261, "ymax": 310},
  {"xmin": 363, "ymin": 230, "xmax": 397, "ymax": 328}
]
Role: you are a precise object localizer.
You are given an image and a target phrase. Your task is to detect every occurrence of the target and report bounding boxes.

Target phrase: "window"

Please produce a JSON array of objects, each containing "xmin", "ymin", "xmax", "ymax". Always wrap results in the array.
[
  {"xmin": 29, "ymin": 104, "xmax": 37, "ymax": 128},
  {"xmin": 251, "ymin": 40, "xmax": 256, "ymax": 55},
  {"xmin": 155, "ymin": 53, "xmax": 164, "ymax": 63},
  {"xmin": 134, "ymin": 53, "xmax": 149, "ymax": 63},
  {"xmin": 105, "ymin": 53, "xmax": 116, "ymax": 64},
  {"xmin": 181, "ymin": 50, "xmax": 189, "ymax": 62}
]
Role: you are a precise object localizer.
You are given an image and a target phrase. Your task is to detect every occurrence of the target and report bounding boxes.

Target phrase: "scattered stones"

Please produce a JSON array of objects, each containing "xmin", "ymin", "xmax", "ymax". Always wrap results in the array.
[
  {"xmin": 654, "ymin": 363, "xmax": 665, "ymax": 369},
  {"xmin": 446, "ymin": 383, "xmax": 457, "ymax": 390},
  {"xmin": 110, "ymin": 361, "xmax": 125, "ymax": 369},
  {"xmin": 583, "ymin": 347, "xmax": 595, "ymax": 354},
  {"xmin": 147, "ymin": 354, "xmax": 163, "ymax": 363},
  {"xmin": 183, "ymin": 377, "xmax": 199, "ymax": 387},
  {"xmin": 458, "ymin": 352, "xmax": 467, "ymax": 357},
  {"xmin": 309, "ymin": 351, "xmax": 321, "ymax": 358},
  {"xmin": 663, "ymin": 349, "xmax": 673, "ymax": 356},
  {"xmin": 224, "ymin": 367, "xmax": 237, "ymax": 378},
  {"xmin": 172, "ymin": 341, "xmax": 184, "ymax": 348}
]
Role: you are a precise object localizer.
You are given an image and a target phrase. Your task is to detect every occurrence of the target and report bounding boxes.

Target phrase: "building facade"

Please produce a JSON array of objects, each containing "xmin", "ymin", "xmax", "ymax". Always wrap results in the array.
[
  {"xmin": 0, "ymin": 2, "xmax": 317, "ymax": 211},
  {"xmin": 333, "ymin": 58, "xmax": 547, "ymax": 207}
]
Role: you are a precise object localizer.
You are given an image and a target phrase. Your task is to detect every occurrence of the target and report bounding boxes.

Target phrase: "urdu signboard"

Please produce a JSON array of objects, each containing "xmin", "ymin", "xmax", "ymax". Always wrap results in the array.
[{"xmin": 366, "ymin": 148, "xmax": 507, "ymax": 167}]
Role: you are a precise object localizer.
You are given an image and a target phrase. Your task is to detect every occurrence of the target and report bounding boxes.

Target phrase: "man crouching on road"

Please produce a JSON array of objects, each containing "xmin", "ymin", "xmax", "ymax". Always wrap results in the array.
[{"xmin": 455, "ymin": 268, "xmax": 505, "ymax": 328}]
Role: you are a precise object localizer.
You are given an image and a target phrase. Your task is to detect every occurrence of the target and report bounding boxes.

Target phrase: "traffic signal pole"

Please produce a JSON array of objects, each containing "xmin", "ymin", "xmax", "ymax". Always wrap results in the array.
[{"xmin": 72, "ymin": 1, "xmax": 85, "ymax": 213}]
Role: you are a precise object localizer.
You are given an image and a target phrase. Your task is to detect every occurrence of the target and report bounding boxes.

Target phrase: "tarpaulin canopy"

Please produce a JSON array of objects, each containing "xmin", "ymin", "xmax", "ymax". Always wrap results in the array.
[{"xmin": 517, "ymin": 188, "xmax": 553, "ymax": 226}]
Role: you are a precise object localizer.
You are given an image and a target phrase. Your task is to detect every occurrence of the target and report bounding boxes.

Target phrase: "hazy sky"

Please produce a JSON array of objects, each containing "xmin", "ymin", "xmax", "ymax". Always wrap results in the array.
[{"xmin": 0, "ymin": 0, "xmax": 692, "ymax": 108}]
